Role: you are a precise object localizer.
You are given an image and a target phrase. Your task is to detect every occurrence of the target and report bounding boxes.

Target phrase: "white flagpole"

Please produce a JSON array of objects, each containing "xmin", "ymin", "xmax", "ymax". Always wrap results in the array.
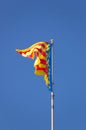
[{"xmin": 50, "ymin": 39, "xmax": 54, "ymax": 130}]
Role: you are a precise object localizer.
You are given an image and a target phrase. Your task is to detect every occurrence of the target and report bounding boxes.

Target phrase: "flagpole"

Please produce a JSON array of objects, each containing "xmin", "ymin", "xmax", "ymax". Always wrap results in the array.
[{"xmin": 50, "ymin": 39, "xmax": 54, "ymax": 130}]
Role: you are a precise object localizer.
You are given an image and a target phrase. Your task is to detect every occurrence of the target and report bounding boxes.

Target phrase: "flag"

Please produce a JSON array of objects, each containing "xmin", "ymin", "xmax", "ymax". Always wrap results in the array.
[{"xmin": 16, "ymin": 41, "xmax": 52, "ymax": 91}]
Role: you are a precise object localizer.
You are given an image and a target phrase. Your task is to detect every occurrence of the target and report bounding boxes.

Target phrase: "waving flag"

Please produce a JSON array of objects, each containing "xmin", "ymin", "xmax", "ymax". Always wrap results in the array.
[{"xmin": 16, "ymin": 41, "xmax": 52, "ymax": 91}]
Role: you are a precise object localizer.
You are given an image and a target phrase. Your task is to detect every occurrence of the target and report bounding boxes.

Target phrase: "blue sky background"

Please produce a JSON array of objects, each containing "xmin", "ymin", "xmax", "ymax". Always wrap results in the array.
[{"xmin": 0, "ymin": 0, "xmax": 86, "ymax": 130}]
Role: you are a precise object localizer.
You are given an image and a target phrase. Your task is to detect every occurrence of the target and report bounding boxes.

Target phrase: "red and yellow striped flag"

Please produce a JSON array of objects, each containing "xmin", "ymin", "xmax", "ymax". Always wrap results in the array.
[{"xmin": 16, "ymin": 41, "xmax": 52, "ymax": 91}]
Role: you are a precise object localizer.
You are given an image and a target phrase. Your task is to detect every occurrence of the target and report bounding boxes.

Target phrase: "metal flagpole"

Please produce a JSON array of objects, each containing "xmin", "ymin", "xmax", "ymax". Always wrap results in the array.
[{"xmin": 50, "ymin": 39, "xmax": 54, "ymax": 130}]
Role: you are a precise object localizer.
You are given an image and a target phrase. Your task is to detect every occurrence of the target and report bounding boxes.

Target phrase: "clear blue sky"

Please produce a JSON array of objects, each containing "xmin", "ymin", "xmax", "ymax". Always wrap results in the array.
[{"xmin": 0, "ymin": 0, "xmax": 86, "ymax": 130}]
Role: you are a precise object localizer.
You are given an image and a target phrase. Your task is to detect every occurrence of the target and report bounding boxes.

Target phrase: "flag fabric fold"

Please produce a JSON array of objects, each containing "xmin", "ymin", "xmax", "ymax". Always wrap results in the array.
[{"xmin": 16, "ymin": 41, "xmax": 52, "ymax": 91}]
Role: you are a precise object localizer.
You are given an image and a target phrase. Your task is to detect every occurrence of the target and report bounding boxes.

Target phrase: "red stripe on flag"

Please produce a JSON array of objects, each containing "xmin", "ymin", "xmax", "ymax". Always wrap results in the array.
[
  {"xmin": 37, "ymin": 42, "xmax": 49, "ymax": 48},
  {"xmin": 40, "ymin": 59, "xmax": 47, "ymax": 64},
  {"xmin": 35, "ymin": 65, "xmax": 48, "ymax": 75}
]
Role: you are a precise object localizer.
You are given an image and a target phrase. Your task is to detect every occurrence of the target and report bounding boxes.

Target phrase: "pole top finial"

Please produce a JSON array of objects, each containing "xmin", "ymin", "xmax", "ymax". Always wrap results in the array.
[{"xmin": 50, "ymin": 39, "xmax": 54, "ymax": 44}]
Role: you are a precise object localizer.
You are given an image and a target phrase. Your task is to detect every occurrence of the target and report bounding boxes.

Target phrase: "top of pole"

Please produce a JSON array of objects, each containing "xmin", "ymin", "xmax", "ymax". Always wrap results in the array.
[
  {"xmin": 50, "ymin": 39, "xmax": 54, "ymax": 44},
  {"xmin": 50, "ymin": 39, "xmax": 54, "ymax": 92}
]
